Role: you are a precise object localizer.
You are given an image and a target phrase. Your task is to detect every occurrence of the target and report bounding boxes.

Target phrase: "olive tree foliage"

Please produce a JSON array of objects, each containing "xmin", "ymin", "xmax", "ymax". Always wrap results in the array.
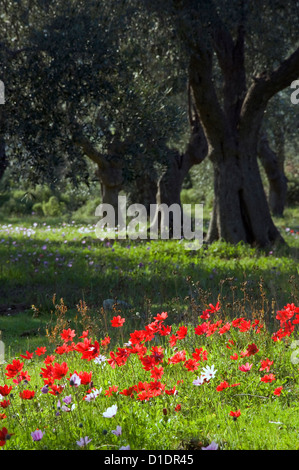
[
  {"xmin": 143, "ymin": 0, "xmax": 299, "ymax": 246},
  {"xmin": 1, "ymin": 0, "xmax": 188, "ymax": 209}
]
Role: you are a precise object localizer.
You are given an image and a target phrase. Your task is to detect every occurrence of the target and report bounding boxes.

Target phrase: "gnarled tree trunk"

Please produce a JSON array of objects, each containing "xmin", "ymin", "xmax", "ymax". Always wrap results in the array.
[
  {"xmin": 258, "ymin": 133, "xmax": 288, "ymax": 217},
  {"xmin": 186, "ymin": 7, "xmax": 299, "ymax": 247}
]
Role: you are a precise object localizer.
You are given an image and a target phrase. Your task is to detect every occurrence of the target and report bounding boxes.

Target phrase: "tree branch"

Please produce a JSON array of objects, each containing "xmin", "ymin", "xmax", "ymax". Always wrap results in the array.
[
  {"xmin": 240, "ymin": 46, "xmax": 299, "ymax": 139},
  {"xmin": 72, "ymin": 129, "xmax": 108, "ymax": 169}
]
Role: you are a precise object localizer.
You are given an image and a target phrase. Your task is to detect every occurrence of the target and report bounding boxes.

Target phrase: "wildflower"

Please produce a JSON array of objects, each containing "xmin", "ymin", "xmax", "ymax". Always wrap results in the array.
[
  {"xmin": 150, "ymin": 346, "xmax": 164, "ymax": 364},
  {"xmin": 76, "ymin": 436, "xmax": 92, "ymax": 447},
  {"xmin": 105, "ymin": 385, "xmax": 118, "ymax": 397},
  {"xmin": 273, "ymin": 386, "xmax": 283, "ymax": 396},
  {"xmin": 159, "ymin": 324, "xmax": 172, "ymax": 336},
  {"xmin": 0, "ymin": 413, "xmax": 6, "ymax": 420},
  {"xmin": 0, "ymin": 385, "xmax": 13, "ymax": 397},
  {"xmin": 0, "ymin": 427, "xmax": 13, "ymax": 447},
  {"xmin": 154, "ymin": 312, "xmax": 168, "ymax": 322},
  {"xmin": 20, "ymin": 351, "xmax": 34, "ymax": 360},
  {"xmin": 184, "ymin": 359, "xmax": 200, "ymax": 372},
  {"xmin": 218, "ymin": 322, "xmax": 231, "ymax": 335},
  {"xmin": 0, "ymin": 400, "xmax": 10, "ymax": 409},
  {"xmin": 12, "ymin": 370, "xmax": 31, "ymax": 384},
  {"xmin": 176, "ymin": 325, "xmax": 188, "ymax": 340},
  {"xmin": 19, "ymin": 390, "xmax": 35, "ymax": 400},
  {"xmin": 216, "ymin": 381, "xmax": 230, "ymax": 392},
  {"xmin": 77, "ymin": 371, "xmax": 92, "ymax": 386},
  {"xmin": 52, "ymin": 362, "xmax": 69, "ymax": 381},
  {"xmin": 206, "ymin": 320, "xmax": 222, "ymax": 337},
  {"xmin": 83, "ymin": 388, "xmax": 102, "ymax": 402},
  {"xmin": 201, "ymin": 302, "xmax": 220, "ymax": 319},
  {"xmin": 115, "ymin": 347, "xmax": 131, "ymax": 366},
  {"xmin": 201, "ymin": 364, "xmax": 217, "ymax": 381},
  {"xmin": 111, "ymin": 426, "xmax": 122, "ymax": 436},
  {"xmin": 101, "ymin": 336, "xmax": 111, "ymax": 347},
  {"xmin": 136, "ymin": 390, "xmax": 152, "ymax": 401},
  {"xmin": 192, "ymin": 348, "xmax": 208, "ymax": 362},
  {"xmin": 165, "ymin": 386, "xmax": 178, "ymax": 395},
  {"xmin": 239, "ymin": 363, "xmax": 253, "ymax": 372},
  {"xmin": 150, "ymin": 366, "xmax": 164, "ymax": 380},
  {"xmin": 44, "ymin": 355, "xmax": 56, "ymax": 364},
  {"xmin": 259, "ymin": 358, "xmax": 273, "ymax": 372},
  {"xmin": 5, "ymin": 359, "xmax": 24, "ymax": 379},
  {"xmin": 168, "ymin": 350, "xmax": 186, "ymax": 364},
  {"xmin": 242, "ymin": 343, "xmax": 259, "ymax": 357},
  {"xmin": 169, "ymin": 334, "xmax": 178, "ymax": 347},
  {"xmin": 31, "ymin": 429, "xmax": 44, "ymax": 442},
  {"xmin": 81, "ymin": 340, "xmax": 100, "ymax": 361},
  {"xmin": 193, "ymin": 376, "xmax": 205, "ymax": 386},
  {"xmin": 63, "ymin": 395, "xmax": 72, "ymax": 405},
  {"xmin": 261, "ymin": 374, "xmax": 276, "ymax": 383},
  {"xmin": 230, "ymin": 353, "xmax": 238, "ymax": 360},
  {"xmin": 111, "ymin": 316, "xmax": 125, "ymax": 327},
  {"xmin": 276, "ymin": 303, "xmax": 299, "ymax": 325},
  {"xmin": 35, "ymin": 347, "xmax": 47, "ymax": 356},
  {"xmin": 202, "ymin": 441, "xmax": 219, "ymax": 450},
  {"xmin": 79, "ymin": 330, "xmax": 89, "ymax": 338},
  {"xmin": 49, "ymin": 384, "xmax": 65, "ymax": 396},
  {"xmin": 229, "ymin": 409, "xmax": 241, "ymax": 420},
  {"xmin": 194, "ymin": 323, "xmax": 208, "ymax": 336},
  {"xmin": 103, "ymin": 404, "xmax": 118, "ymax": 418},
  {"xmin": 120, "ymin": 387, "xmax": 135, "ymax": 397},
  {"xmin": 119, "ymin": 445, "xmax": 130, "ymax": 450},
  {"xmin": 69, "ymin": 373, "xmax": 81, "ymax": 387},
  {"xmin": 174, "ymin": 404, "xmax": 181, "ymax": 412},
  {"xmin": 55, "ymin": 344, "xmax": 69, "ymax": 355},
  {"xmin": 61, "ymin": 328, "xmax": 76, "ymax": 342}
]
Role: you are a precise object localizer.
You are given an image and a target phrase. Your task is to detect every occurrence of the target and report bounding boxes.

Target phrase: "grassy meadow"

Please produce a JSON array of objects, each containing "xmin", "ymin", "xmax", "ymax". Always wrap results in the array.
[{"xmin": 0, "ymin": 205, "xmax": 298, "ymax": 450}]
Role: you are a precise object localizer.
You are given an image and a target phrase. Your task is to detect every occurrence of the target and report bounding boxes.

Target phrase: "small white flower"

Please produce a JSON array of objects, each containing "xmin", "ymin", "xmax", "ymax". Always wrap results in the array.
[
  {"xmin": 193, "ymin": 376, "xmax": 204, "ymax": 386},
  {"xmin": 94, "ymin": 355, "xmax": 107, "ymax": 365},
  {"xmin": 201, "ymin": 364, "xmax": 217, "ymax": 381},
  {"xmin": 84, "ymin": 388, "xmax": 102, "ymax": 402},
  {"xmin": 111, "ymin": 425, "xmax": 122, "ymax": 436},
  {"xmin": 103, "ymin": 404, "xmax": 118, "ymax": 418}
]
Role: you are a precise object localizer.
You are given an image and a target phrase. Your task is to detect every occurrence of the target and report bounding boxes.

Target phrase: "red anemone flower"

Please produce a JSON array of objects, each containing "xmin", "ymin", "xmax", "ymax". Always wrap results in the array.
[
  {"xmin": 229, "ymin": 409, "xmax": 241, "ymax": 419},
  {"xmin": 0, "ymin": 427, "xmax": 13, "ymax": 447},
  {"xmin": 20, "ymin": 351, "xmax": 34, "ymax": 360},
  {"xmin": 61, "ymin": 328, "xmax": 76, "ymax": 342},
  {"xmin": 35, "ymin": 347, "xmax": 47, "ymax": 356},
  {"xmin": 52, "ymin": 362, "xmax": 69, "ymax": 381},
  {"xmin": 111, "ymin": 315, "xmax": 125, "ymax": 327},
  {"xmin": 5, "ymin": 359, "xmax": 24, "ymax": 379},
  {"xmin": 0, "ymin": 385, "xmax": 13, "ymax": 397},
  {"xmin": 19, "ymin": 390, "xmax": 35, "ymax": 400}
]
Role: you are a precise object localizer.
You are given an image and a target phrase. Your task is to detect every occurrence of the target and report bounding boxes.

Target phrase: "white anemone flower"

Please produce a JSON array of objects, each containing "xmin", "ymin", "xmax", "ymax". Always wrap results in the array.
[
  {"xmin": 201, "ymin": 364, "xmax": 217, "ymax": 381},
  {"xmin": 103, "ymin": 404, "xmax": 118, "ymax": 418}
]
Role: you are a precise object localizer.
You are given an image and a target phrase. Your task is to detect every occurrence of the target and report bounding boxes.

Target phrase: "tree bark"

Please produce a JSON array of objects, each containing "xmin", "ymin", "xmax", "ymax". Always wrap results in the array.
[{"xmin": 258, "ymin": 133, "xmax": 288, "ymax": 217}]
